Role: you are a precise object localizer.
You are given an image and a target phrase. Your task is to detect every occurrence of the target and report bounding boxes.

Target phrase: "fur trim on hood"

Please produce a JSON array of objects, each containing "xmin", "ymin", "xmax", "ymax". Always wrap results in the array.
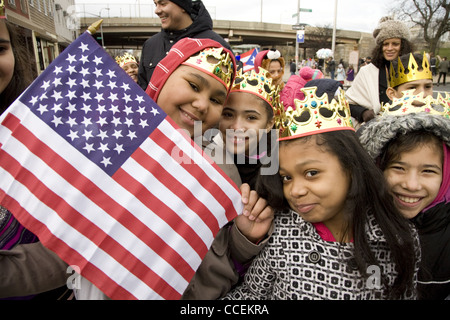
[{"xmin": 358, "ymin": 112, "xmax": 450, "ymax": 161}]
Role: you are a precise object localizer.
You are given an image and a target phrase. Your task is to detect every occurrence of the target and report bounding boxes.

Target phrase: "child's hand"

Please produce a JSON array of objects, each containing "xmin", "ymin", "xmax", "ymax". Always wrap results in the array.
[{"xmin": 236, "ymin": 183, "xmax": 274, "ymax": 244}]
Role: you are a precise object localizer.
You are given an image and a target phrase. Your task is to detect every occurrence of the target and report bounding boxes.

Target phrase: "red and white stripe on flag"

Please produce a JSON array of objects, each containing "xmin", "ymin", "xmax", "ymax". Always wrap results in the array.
[
  {"xmin": 0, "ymin": 33, "xmax": 243, "ymax": 300},
  {"xmin": 239, "ymin": 48, "xmax": 259, "ymax": 73}
]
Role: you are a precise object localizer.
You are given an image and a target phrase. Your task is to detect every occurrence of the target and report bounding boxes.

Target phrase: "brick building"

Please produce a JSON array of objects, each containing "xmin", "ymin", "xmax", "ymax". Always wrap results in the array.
[{"xmin": 5, "ymin": 0, "xmax": 76, "ymax": 75}]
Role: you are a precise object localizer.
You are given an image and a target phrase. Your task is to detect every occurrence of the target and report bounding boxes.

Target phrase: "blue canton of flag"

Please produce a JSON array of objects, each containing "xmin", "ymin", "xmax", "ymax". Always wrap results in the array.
[{"xmin": 23, "ymin": 34, "xmax": 166, "ymax": 176}]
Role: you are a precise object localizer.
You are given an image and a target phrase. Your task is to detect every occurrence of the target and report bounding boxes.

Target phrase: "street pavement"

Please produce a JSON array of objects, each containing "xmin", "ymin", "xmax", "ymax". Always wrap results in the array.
[{"xmin": 432, "ymin": 75, "xmax": 450, "ymax": 98}]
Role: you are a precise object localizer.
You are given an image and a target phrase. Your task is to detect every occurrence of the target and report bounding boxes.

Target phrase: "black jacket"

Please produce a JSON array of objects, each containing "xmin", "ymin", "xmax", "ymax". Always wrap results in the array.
[
  {"xmin": 413, "ymin": 202, "xmax": 450, "ymax": 300},
  {"xmin": 138, "ymin": 1, "xmax": 232, "ymax": 90}
]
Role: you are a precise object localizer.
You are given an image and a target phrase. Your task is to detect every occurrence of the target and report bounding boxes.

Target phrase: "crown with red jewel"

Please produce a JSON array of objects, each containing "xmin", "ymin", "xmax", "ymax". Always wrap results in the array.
[
  {"xmin": 231, "ymin": 67, "xmax": 282, "ymax": 113},
  {"xmin": 275, "ymin": 86, "xmax": 355, "ymax": 141},
  {"xmin": 182, "ymin": 46, "xmax": 234, "ymax": 90},
  {"xmin": 380, "ymin": 89, "xmax": 450, "ymax": 119}
]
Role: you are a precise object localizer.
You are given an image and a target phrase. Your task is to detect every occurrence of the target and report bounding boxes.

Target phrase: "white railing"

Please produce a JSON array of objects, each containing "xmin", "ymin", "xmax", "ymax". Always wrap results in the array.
[{"xmin": 74, "ymin": 3, "xmax": 217, "ymax": 20}]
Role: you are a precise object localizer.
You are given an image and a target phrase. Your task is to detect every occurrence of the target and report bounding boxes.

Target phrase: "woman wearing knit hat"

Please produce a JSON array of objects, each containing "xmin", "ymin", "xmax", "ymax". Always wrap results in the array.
[{"xmin": 345, "ymin": 16, "xmax": 415, "ymax": 129}]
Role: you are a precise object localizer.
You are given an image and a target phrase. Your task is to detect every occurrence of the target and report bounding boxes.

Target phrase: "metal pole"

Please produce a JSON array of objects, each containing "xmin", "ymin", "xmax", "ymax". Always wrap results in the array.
[
  {"xmin": 260, "ymin": 0, "xmax": 263, "ymax": 23},
  {"xmin": 99, "ymin": 8, "xmax": 110, "ymax": 49},
  {"xmin": 331, "ymin": 0, "xmax": 338, "ymax": 57},
  {"xmin": 100, "ymin": 24, "xmax": 104, "ymax": 48},
  {"xmin": 295, "ymin": 0, "xmax": 300, "ymax": 74}
]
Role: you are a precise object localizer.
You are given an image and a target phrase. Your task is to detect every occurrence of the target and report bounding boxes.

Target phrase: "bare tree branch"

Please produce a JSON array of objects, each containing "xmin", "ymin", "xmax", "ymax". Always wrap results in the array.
[{"xmin": 391, "ymin": 0, "xmax": 450, "ymax": 53}]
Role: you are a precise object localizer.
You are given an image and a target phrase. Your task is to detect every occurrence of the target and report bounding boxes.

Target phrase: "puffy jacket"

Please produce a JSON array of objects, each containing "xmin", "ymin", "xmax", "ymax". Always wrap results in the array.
[{"xmin": 138, "ymin": 1, "xmax": 232, "ymax": 90}]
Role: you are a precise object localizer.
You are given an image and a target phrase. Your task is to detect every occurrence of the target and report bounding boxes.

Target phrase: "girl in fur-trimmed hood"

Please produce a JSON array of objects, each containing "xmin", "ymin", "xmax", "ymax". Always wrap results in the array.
[{"xmin": 358, "ymin": 69, "xmax": 450, "ymax": 300}]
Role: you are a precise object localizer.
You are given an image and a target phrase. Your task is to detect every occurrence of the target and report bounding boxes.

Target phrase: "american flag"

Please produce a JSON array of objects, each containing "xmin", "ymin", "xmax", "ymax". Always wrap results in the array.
[
  {"xmin": 239, "ymin": 48, "xmax": 259, "ymax": 72},
  {"xmin": 0, "ymin": 32, "xmax": 243, "ymax": 299}
]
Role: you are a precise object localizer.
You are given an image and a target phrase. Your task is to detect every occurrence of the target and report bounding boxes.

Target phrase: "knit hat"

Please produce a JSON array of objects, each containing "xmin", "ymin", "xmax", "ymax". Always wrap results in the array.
[
  {"xmin": 300, "ymin": 66, "xmax": 324, "ymax": 82},
  {"xmin": 373, "ymin": 16, "xmax": 411, "ymax": 45},
  {"xmin": 304, "ymin": 78, "xmax": 343, "ymax": 103},
  {"xmin": 170, "ymin": 0, "xmax": 192, "ymax": 14},
  {"xmin": 145, "ymin": 37, "xmax": 236, "ymax": 101}
]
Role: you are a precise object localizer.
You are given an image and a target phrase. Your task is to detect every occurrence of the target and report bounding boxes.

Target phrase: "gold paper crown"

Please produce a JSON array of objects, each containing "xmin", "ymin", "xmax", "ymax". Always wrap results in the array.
[
  {"xmin": 380, "ymin": 89, "xmax": 450, "ymax": 119},
  {"xmin": 182, "ymin": 47, "xmax": 234, "ymax": 90},
  {"xmin": 275, "ymin": 87, "xmax": 355, "ymax": 141},
  {"xmin": 231, "ymin": 67, "xmax": 282, "ymax": 113},
  {"xmin": 115, "ymin": 52, "xmax": 137, "ymax": 68},
  {"xmin": 389, "ymin": 53, "xmax": 432, "ymax": 88}
]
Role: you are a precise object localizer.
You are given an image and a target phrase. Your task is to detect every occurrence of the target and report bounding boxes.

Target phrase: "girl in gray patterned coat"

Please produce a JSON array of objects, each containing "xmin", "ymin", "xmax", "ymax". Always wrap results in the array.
[{"xmin": 223, "ymin": 81, "xmax": 420, "ymax": 300}]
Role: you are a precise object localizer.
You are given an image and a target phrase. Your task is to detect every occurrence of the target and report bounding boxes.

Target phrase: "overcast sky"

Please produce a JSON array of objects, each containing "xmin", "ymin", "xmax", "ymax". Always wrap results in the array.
[{"xmin": 75, "ymin": 0, "xmax": 395, "ymax": 33}]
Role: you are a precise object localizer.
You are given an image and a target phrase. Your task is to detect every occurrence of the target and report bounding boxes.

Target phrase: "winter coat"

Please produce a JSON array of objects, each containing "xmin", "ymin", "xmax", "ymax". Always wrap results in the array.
[
  {"xmin": 358, "ymin": 112, "xmax": 450, "ymax": 300},
  {"xmin": 336, "ymin": 66, "xmax": 346, "ymax": 81},
  {"xmin": 223, "ymin": 210, "xmax": 420, "ymax": 300},
  {"xmin": 413, "ymin": 201, "xmax": 450, "ymax": 299},
  {"xmin": 438, "ymin": 60, "xmax": 449, "ymax": 73},
  {"xmin": 346, "ymin": 69, "xmax": 355, "ymax": 82},
  {"xmin": 137, "ymin": 1, "xmax": 232, "ymax": 90},
  {"xmin": 0, "ymin": 206, "xmax": 69, "ymax": 299},
  {"xmin": 345, "ymin": 63, "xmax": 381, "ymax": 125},
  {"xmin": 0, "ymin": 241, "xmax": 69, "ymax": 299}
]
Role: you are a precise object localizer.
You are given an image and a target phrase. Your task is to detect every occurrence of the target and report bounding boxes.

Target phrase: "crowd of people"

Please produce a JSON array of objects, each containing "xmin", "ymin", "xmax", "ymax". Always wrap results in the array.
[{"xmin": 0, "ymin": 0, "xmax": 449, "ymax": 301}]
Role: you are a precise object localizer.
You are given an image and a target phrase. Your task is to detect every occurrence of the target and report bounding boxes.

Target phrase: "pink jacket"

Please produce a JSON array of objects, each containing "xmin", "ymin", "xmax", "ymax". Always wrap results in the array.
[{"xmin": 280, "ymin": 67, "xmax": 323, "ymax": 109}]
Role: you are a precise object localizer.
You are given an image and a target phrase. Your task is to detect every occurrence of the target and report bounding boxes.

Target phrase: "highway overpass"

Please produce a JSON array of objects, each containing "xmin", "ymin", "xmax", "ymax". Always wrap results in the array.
[{"xmin": 79, "ymin": 17, "xmax": 374, "ymax": 61}]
